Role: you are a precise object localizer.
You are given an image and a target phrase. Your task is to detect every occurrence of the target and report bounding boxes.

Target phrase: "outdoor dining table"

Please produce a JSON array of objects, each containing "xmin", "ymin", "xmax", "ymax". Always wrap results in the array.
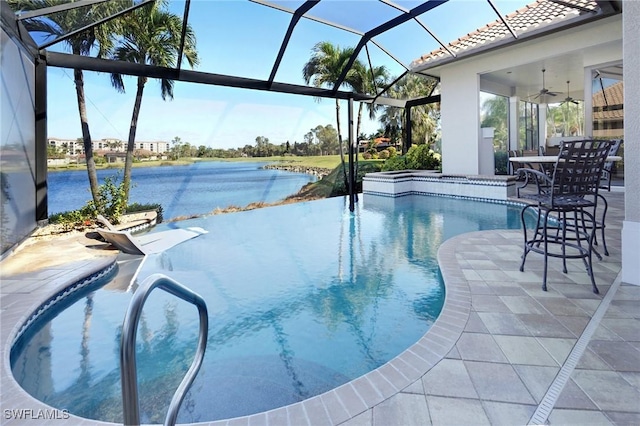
[
  {"xmin": 509, "ymin": 154, "xmax": 623, "ymax": 196},
  {"xmin": 508, "ymin": 154, "xmax": 622, "ymax": 165},
  {"xmin": 509, "ymin": 154, "xmax": 622, "ymax": 174}
]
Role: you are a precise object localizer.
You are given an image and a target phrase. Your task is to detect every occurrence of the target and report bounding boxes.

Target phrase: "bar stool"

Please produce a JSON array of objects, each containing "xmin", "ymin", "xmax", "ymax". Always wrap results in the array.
[{"xmin": 515, "ymin": 140, "xmax": 613, "ymax": 294}]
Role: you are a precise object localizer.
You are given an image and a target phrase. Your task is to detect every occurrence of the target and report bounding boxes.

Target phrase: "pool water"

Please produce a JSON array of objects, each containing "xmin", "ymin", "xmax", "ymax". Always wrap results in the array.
[{"xmin": 11, "ymin": 195, "xmax": 526, "ymax": 423}]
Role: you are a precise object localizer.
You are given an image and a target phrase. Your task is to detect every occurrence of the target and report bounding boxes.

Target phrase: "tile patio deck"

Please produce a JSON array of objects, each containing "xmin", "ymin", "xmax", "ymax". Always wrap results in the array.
[{"xmin": 1, "ymin": 191, "xmax": 638, "ymax": 426}]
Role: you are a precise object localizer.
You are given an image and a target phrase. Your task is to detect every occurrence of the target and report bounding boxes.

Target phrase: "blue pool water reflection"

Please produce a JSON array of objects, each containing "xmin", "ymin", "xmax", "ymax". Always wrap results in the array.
[{"xmin": 11, "ymin": 195, "xmax": 525, "ymax": 423}]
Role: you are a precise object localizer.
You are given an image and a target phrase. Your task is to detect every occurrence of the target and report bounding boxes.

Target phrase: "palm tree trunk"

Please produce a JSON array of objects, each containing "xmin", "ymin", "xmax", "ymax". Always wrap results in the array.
[
  {"xmin": 356, "ymin": 103, "xmax": 364, "ymax": 144},
  {"xmin": 123, "ymin": 77, "xmax": 146, "ymax": 204},
  {"xmin": 355, "ymin": 102, "xmax": 364, "ymax": 180},
  {"xmin": 73, "ymin": 68, "xmax": 101, "ymax": 208},
  {"xmin": 335, "ymin": 99, "xmax": 348, "ymax": 187}
]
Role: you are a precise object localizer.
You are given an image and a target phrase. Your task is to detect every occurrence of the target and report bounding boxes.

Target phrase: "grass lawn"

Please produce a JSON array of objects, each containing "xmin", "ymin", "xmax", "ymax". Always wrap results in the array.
[{"xmin": 208, "ymin": 154, "xmax": 359, "ymax": 169}]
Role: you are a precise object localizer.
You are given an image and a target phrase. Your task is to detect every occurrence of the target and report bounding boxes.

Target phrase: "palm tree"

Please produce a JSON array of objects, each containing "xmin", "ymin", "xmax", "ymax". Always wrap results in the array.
[
  {"xmin": 481, "ymin": 95, "xmax": 509, "ymax": 151},
  {"xmin": 351, "ymin": 62, "xmax": 389, "ymax": 141},
  {"xmin": 379, "ymin": 74, "xmax": 440, "ymax": 152},
  {"xmin": 8, "ymin": 0, "xmax": 125, "ymax": 208},
  {"xmin": 303, "ymin": 42, "xmax": 359, "ymax": 184},
  {"xmin": 110, "ymin": 0, "xmax": 198, "ymax": 204}
]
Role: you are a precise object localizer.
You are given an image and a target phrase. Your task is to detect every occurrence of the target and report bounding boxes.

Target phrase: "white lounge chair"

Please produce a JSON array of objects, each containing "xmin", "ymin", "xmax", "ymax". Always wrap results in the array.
[{"xmin": 97, "ymin": 226, "xmax": 208, "ymax": 256}]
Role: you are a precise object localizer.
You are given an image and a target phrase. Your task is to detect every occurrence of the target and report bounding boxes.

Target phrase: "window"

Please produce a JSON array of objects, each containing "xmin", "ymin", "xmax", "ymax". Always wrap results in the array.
[
  {"xmin": 519, "ymin": 101, "xmax": 538, "ymax": 151},
  {"xmin": 547, "ymin": 101, "xmax": 584, "ymax": 138},
  {"xmin": 592, "ymin": 65, "xmax": 624, "ymax": 182}
]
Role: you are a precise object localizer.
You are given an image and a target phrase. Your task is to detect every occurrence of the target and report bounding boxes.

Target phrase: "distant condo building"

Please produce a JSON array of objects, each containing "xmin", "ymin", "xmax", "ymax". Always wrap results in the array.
[{"xmin": 48, "ymin": 137, "xmax": 169, "ymax": 155}]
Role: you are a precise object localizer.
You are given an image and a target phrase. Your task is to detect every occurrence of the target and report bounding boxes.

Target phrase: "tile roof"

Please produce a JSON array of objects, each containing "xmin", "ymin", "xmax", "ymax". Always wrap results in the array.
[
  {"xmin": 411, "ymin": 0, "xmax": 599, "ymax": 69},
  {"xmin": 593, "ymin": 80, "xmax": 624, "ymax": 121}
]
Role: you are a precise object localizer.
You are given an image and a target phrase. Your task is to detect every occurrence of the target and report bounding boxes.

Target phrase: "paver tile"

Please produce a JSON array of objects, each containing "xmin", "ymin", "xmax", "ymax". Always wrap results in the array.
[
  {"xmin": 536, "ymin": 337, "xmax": 577, "ymax": 366},
  {"xmin": 421, "ymin": 359, "xmax": 478, "ymax": 399},
  {"xmin": 482, "ymin": 401, "xmax": 536, "ymax": 426},
  {"xmin": 586, "ymin": 341, "xmax": 640, "ymax": 372},
  {"xmin": 499, "ymin": 295, "xmax": 547, "ymax": 315},
  {"xmin": 599, "ymin": 318, "xmax": 640, "ymax": 341},
  {"xmin": 493, "ymin": 335, "xmax": 558, "ymax": 366},
  {"xmin": 554, "ymin": 379, "xmax": 599, "ymax": 410},
  {"xmin": 571, "ymin": 370, "xmax": 640, "ymax": 412},
  {"xmin": 476, "ymin": 312, "xmax": 532, "ymax": 336},
  {"xmin": 372, "ymin": 393, "xmax": 430, "ymax": 426},
  {"xmin": 513, "ymin": 365, "xmax": 559, "ymax": 403},
  {"xmin": 548, "ymin": 408, "xmax": 614, "ymax": 425},
  {"xmin": 455, "ymin": 333, "xmax": 508, "ymax": 363},
  {"xmin": 516, "ymin": 313, "xmax": 576, "ymax": 338},
  {"xmin": 426, "ymin": 396, "xmax": 490, "ymax": 426},
  {"xmin": 464, "ymin": 361, "xmax": 536, "ymax": 404}
]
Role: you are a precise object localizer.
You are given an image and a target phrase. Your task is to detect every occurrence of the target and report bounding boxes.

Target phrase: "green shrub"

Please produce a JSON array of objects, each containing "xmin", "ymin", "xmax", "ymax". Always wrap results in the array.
[
  {"xmin": 87, "ymin": 174, "xmax": 127, "ymax": 223},
  {"xmin": 362, "ymin": 152, "xmax": 372, "ymax": 160},
  {"xmin": 48, "ymin": 174, "xmax": 165, "ymax": 230},
  {"xmin": 381, "ymin": 155, "xmax": 407, "ymax": 171},
  {"xmin": 127, "ymin": 203, "xmax": 164, "ymax": 223},
  {"xmin": 48, "ymin": 204, "xmax": 95, "ymax": 231},
  {"xmin": 387, "ymin": 146, "xmax": 397, "ymax": 158},
  {"xmin": 382, "ymin": 144, "xmax": 442, "ymax": 172},
  {"xmin": 405, "ymin": 144, "xmax": 441, "ymax": 170},
  {"xmin": 378, "ymin": 149, "xmax": 390, "ymax": 160},
  {"xmin": 494, "ymin": 151, "xmax": 508, "ymax": 175}
]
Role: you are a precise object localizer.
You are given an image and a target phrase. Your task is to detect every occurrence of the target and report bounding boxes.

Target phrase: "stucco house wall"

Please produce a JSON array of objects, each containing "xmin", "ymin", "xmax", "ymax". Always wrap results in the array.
[
  {"xmin": 622, "ymin": 1, "xmax": 640, "ymax": 285},
  {"xmin": 438, "ymin": 15, "xmax": 622, "ymax": 175}
]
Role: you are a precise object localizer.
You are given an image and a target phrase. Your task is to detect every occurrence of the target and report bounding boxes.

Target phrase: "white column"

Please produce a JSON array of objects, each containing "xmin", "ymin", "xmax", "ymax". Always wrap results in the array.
[
  {"xmin": 441, "ymin": 68, "xmax": 481, "ymax": 174},
  {"xmin": 538, "ymin": 103, "xmax": 547, "ymax": 151},
  {"xmin": 622, "ymin": 1, "xmax": 640, "ymax": 285},
  {"xmin": 509, "ymin": 96, "xmax": 519, "ymax": 151}
]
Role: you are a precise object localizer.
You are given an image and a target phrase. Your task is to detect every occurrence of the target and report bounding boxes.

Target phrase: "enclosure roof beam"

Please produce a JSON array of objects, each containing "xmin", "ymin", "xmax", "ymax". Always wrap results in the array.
[
  {"xmin": 331, "ymin": 0, "xmax": 448, "ymax": 94},
  {"xmin": 38, "ymin": 0, "xmax": 155, "ymax": 50},
  {"xmin": 46, "ymin": 51, "xmax": 380, "ymax": 102},
  {"xmin": 16, "ymin": 0, "xmax": 108, "ymax": 20},
  {"xmin": 268, "ymin": 0, "xmax": 319, "ymax": 86},
  {"xmin": 176, "ymin": 0, "xmax": 192, "ymax": 71}
]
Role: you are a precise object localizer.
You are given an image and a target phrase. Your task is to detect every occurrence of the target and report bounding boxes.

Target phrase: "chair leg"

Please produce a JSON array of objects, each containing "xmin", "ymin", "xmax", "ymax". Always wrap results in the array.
[
  {"xmin": 520, "ymin": 205, "xmax": 536, "ymax": 272},
  {"xmin": 582, "ymin": 208, "xmax": 600, "ymax": 294},
  {"xmin": 598, "ymin": 194, "xmax": 610, "ymax": 257},
  {"xmin": 581, "ymin": 209, "xmax": 603, "ymax": 261},
  {"xmin": 542, "ymin": 210, "xmax": 551, "ymax": 292},
  {"xmin": 561, "ymin": 211, "xmax": 568, "ymax": 274}
]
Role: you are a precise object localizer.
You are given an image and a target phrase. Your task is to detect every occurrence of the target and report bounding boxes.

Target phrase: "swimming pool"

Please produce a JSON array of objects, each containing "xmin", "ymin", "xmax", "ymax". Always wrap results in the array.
[{"xmin": 11, "ymin": 194, "xmax": 526, "ymax": 423}]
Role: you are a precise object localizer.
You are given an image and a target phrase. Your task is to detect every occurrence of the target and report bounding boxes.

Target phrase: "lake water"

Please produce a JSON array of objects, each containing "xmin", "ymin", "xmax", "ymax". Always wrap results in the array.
[{"xmin": 47, "ymin": 161, "xmax": 316, "ymax": 220}]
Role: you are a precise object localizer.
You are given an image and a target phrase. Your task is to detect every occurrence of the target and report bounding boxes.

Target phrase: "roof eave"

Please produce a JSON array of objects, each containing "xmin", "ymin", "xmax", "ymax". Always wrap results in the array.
[{"xmin": 411, "ymin": 8, "xmax": 621, "ymax": 73}]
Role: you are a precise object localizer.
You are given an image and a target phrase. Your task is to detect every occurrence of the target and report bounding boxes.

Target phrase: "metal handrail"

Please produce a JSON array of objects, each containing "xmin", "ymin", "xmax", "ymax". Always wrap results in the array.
[{"xmin": 120, "ymin": 273, "xmax": 208, "ymax": 426}]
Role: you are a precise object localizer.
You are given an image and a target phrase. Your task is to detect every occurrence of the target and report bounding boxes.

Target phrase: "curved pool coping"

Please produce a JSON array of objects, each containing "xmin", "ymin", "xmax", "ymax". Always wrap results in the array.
[{"xmin": 3, "ymin": 233, "xmax": 471, "ymax": 426}]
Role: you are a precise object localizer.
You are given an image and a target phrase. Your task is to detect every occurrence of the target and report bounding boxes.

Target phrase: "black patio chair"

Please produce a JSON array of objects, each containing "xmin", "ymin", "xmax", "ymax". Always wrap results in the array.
[
  {"xmin": 580, "ymin": 139, "xmax": 622, "ymax": 257},
  {"xmin": 516, "ymin": 139, "xmax": 613, "ymax": 294},
  {"xmin": 599, "ymin": 139, "xmax": 622, "ymax": 191}
]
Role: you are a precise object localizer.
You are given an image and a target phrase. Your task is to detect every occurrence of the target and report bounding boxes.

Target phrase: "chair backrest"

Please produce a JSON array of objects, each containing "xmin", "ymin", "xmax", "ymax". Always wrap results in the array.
[
  {"xmin": 550, "ymin": 140, "xmax": 612, "ymax": 202},
  {"xmin": 598, "ymin": 139, "xmax": 622, "ymax": 191},
  {"xmin": 602, "ymin": 139, "xmax": 622, "ymax": 173}
]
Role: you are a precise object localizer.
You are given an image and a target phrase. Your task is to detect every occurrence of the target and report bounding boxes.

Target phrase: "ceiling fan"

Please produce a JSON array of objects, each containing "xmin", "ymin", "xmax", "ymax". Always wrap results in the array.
[
  {"xmin": 560, "ymin": 80, "xmax": 579, "ymax": 105},
  {"xmin": 532, "ymin": 69, "xmax": 560, "ymax": 101}
]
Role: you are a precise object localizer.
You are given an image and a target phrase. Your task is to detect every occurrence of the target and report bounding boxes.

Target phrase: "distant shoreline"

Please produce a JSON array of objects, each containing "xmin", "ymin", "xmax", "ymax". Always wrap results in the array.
[
  {"xmin": 47, "ymin": 156, "xmax": 344, "ymax": 176},
  {"xmin": 261, "ymin": 164, "xmax": 332, "ymax": 178}
]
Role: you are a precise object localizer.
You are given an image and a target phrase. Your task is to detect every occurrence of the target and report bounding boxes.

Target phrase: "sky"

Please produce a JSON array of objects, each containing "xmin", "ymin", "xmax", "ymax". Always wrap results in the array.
[{"xmin": 43, "ymin": 0, "xmax": 532, "ymax": 150}]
